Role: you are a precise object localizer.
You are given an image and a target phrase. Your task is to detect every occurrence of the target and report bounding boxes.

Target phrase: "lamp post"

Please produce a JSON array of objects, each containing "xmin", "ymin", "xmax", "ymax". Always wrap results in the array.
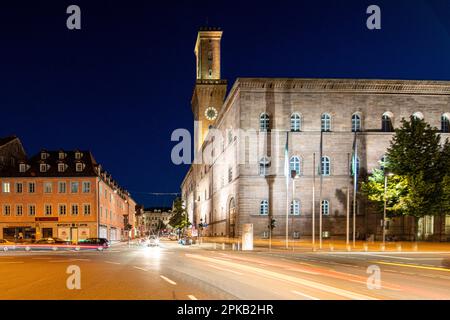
[
  {"xmin": 383, "ymin": 170, "xmax": 394, "ymax": 245},
  {"xmin": 291, "ymin": 170, "xmax": 299, "ymax": 245}
]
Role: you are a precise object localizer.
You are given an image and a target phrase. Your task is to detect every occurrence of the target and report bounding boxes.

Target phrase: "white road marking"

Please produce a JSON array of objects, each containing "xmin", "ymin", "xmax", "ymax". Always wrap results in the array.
[
  {"xmin": 133, "ymin": 266, "xmax": 148, "ymax": 271},
  {"xmin": 207, "ymin": 264, "xmax": 244, "ymax": 275},
  {"xmin": 105, "ymin": 261, "xmax": 121, "ymax": 265},
  {"xmin": 0, "ymin": 261, "xmax": 24, "ymax": 264},
  {"xmin": 291, "ymin": 290, "xmax": 320, "ymax": 300},
  {"xmin": 160, "ymin": 275, "xmax": 177, "ymax": 285},
  {"xmin": 188, "ymin": 295, "xmax": 198, "ymax": 300}
]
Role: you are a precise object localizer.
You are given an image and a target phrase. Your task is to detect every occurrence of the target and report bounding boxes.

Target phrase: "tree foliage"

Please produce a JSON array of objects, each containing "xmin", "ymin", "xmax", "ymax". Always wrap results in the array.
[
  {"xmin": 168, "ymin": 198, "xmax": 191, "ymax": 234},
  {"xmin": 362, "ymin": 116, "xmax": 450, "ymax": 220}
]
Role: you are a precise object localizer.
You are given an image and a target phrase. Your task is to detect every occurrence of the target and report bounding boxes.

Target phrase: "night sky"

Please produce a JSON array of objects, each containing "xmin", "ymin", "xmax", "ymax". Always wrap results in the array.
[{"xmin": 1, "ymin": 0, "xmax": 449, "ymax": 207}]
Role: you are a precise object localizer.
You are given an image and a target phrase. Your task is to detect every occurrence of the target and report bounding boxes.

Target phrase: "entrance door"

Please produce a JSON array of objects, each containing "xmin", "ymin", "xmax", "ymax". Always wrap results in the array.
[
  {"xmin": 71, "ymin": 228, "xmax": 78, "ymax": 243},
  {"xmin": 42, "ymin": 228, "xmax": 53, "ymax": 238}
]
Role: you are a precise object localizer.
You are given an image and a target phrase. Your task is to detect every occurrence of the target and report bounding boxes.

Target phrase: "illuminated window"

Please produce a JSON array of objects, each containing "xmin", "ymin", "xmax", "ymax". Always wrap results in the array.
[
  {"xmin": 19, "ymin": 163, "xmax": 26, "ymax": 173},
  {"xmin": 2, "ymin": 182, "xmax": 10, "ymax": 193},
  {"xmin": 291, "ymin": 113, "xmax": 301, "ymax": 132},
  {"xmin": 290, "ymin": 156, "xmax": 301, "ymax": 176},
  {"xmin": 290, "ymin": 200, "xmax": 300, "ymax": 215},
  {"xmin": 44, "ymin": 182, "xmax": 52, "ymax": 193},
  {"xmin": 321, "ymin": 113, "xmax": 331, "ymax": 132},
  {"xmin": 352, "ymin": 114, "xmax": 361, "ymax": 132},
  {"xmin": 260, "ymin": 200, "xmax": 269, "ymax": 215}
]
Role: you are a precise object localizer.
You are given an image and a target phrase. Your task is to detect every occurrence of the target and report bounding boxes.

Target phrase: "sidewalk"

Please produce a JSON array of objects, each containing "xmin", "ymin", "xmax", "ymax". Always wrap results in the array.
[{"xmin": 199, "ymin": 236, "xmax": 450, "ymax": 253}]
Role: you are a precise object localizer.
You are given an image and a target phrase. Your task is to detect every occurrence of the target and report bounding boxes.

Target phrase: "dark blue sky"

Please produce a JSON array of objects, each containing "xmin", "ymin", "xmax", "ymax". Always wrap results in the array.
[{"xmin": 0, "ymin": 0, "xmax": 449, "ymax": 207}]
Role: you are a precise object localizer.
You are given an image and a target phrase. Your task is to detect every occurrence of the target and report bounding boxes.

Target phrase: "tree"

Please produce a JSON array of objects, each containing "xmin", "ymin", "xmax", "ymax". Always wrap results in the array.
[
  {"xmin": 155, "ymin": 219, "xmax": 166, "ymax": 232},
  {"xmin": 168, "ymin": 198, "xmax": 191, "ymax": 238}
]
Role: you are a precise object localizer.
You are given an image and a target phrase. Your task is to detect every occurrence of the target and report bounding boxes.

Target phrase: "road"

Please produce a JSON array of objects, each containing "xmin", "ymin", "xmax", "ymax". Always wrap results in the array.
[{"xmin": 0, "ymin": 241, "xmax": 449, "ymax": 300}]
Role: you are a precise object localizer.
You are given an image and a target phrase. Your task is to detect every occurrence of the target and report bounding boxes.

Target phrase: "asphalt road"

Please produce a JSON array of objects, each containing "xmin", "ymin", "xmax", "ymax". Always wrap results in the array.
[{"xmin": 0, "ymin": 241, "xmax": 449, "ymax": 300}]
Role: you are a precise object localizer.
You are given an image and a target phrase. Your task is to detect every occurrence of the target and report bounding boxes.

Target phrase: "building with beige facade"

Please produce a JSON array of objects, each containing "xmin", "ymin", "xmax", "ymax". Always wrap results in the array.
[
  {"xmin": 0, "ymin": 143, "xmax": 137, "ymax": 242},
  {"xmin": 181, "ymin": 27, "xmax": 450, "ymax": 242}
]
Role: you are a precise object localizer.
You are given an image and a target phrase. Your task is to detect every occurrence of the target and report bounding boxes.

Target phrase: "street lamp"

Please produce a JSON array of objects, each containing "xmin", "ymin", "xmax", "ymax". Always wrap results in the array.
[
  {"xmin": 290, "ymin": 170, "xmax": 299, "ymax": 243},
  {"xmin": 383, "ymin": 170, "xmax": 394, "ymax": 245}
]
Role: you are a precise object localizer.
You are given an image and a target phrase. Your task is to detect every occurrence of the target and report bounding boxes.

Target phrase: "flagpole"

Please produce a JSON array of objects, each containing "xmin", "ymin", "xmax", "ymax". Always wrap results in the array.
[
  {"xmin": 312, "ymin": 152, "xmax": 316, "ymax": 250},
  {"xmin": 285, "ymin": 131, "xmax": 289, "ymax": 249},
  {"xmin": 346, "ymin": 153, "xmax": 350, "ymax": 247},
  {"xmin": 352, "ymin": 131, "xmax": 358, "ymax": 248},
  {"xmin": 319, "ymin": 130, "xmax": 323, "ymax": 250}
]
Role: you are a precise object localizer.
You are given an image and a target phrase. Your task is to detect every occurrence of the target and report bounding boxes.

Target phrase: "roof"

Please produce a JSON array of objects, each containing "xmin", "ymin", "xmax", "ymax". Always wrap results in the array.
[
  {"xmin": 0, "ymin": 136, "xmax": 18, "ymax": 147},
  {"xmin": 144, "ymin": 207, "xmax": 172, "ymax": 213}
]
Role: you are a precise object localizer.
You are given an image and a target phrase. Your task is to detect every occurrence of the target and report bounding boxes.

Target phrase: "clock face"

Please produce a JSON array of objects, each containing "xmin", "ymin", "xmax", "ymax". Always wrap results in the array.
[{"xmin": 205, "ymin": 107, "xmax": 218, "ymax": 121}]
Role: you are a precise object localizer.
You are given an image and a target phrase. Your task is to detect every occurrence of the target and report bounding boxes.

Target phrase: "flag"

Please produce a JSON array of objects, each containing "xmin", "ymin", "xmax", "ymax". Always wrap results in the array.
[{"xmin": 319, "ymin": 130, "xmax": 323, "ymax": 175}]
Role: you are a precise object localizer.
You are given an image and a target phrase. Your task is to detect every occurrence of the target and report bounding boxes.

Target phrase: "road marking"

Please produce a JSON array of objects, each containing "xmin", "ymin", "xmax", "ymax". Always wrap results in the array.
[
  {"xmin": 0, "ymin": 261, "xmax": 24, "ymax": 264},
  {"xmin": 160, "ymin": 275, "xmax": 177, "ymax": 285},
  {"xmin": 105, "ymin": 261, "xmax": 121, "ymax": 265},
  {"xmin": 186, "ymin": 254, "xmax": 378, "ymax": 300},
  {"xmin": 207, "ymin": 263, "xmax": 244, "ymax": 275},
  {"xmin": 291, "ymin": 290, "xmax": 320, "ymax": 300},
  {"xmin": 285, "ymin": 267, "xmax": 320, "ymax": 275},
  {"xmin": 188, "ymin": 295, "xmax": 198, "ymax": 300},
  {"xmin": 49, "ymin": 260, "xmax": 74, "ymax": 263},
  {"xmin": 32, "ymin": 257, "xmax": 51, "ymax": 260},
  {"xmin": 375, "ymin": 261, "xmax": 450, "ymax": 272},
  {"xmin": 133, "ymin": 266, "xmax": 148, "ymax": 272}
]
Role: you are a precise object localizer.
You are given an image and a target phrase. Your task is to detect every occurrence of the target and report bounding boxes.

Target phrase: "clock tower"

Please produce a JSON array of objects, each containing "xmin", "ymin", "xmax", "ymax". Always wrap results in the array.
[{"xmin": 191, "ymin": 27, "xmax": 227, "ymax": 152}]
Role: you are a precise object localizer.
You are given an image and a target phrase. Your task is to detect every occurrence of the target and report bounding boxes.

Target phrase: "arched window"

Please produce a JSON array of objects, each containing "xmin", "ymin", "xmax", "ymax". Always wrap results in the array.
[
  {"xmin": 441, "ymin": 114, "xmax": 450, "ymax": 133},
  {"xmin": 321, "ymin": 113, "xmax": 331, "ymax": 132},
  {"xmin": 351, "ymin": 156, "xmax": 360, "ymax": 176},
  {"xmin": 412, "ymin": 112, "xmax": 424, "ymax": 121},
  {"xmin": 291, "ymin": 113, "xmax": 301, "ymax": 132},
  {"xmin": 290, "ymin": 200, "xmax": 300, "ymax": 215},
  {"xmin": 289, "ymin": 156, "xmax": 301, "ymax": 176},
  {"xmin": 260, "ymin": 113, "xmax": 270, "ymax": 131},
  {"xmin": 381, "ymin": 113, "xmax": 393, "ymax": 132},
  {"xmin": 351, "ymin": 114, "xmax": 361, "ymax": 132},
  {"xmin": 321, "ymin": 200, "xmax": 330, "ymax": 216},
  {"xmin": 260, "ymin": 200, "xmax": 269, "ymax": 215},
  {"xmin": 259, "ymin": 157, "xmax": 270, "ymax": 176},
  {"xmin": 380, "ymin": 155, "xmax": 388, "ymax": 171},
  {"xmin": 320, "ymin": 156, "xmax": 331, "ymax": 176}
]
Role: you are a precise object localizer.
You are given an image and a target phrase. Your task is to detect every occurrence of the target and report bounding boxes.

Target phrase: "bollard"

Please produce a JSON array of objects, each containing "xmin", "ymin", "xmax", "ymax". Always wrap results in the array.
[
  {"xmin": 213, "ymin": 242, "xmax": 217, "ymax": 250},
  {"xmin": 396, "ymin": 243, "xmax": 402, "ymax": 252},
  {"xmin": 346, "ymin": 245, "xmax": 351, "ymax": 252},
  {"xmin": 222, "ymin": 243, "xmax": 225, "ymax": 250},
  {"xmin": 232, "ymin": 243, "xmax": 235, "ymax": 251},
  {"xmin": 237, "ymin": 242, "xmax": 240, "ymax": 251},
  {"xmin": 363, "ymin": 243, "xmax": 369, "ymax": 252},
  {"xmin": 380, "ymin": 244, "xmax": 385, "ymax": 252}
]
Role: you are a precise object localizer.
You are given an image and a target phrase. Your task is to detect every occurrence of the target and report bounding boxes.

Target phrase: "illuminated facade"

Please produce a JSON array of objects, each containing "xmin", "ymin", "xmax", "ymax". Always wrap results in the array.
[
  {"xmin": 181, "ymin": 28, "xmax": 450, "ymax": 241},
  {"xmin": 0, "ymin": 147, "xmax": 136, "ymax": 242}
]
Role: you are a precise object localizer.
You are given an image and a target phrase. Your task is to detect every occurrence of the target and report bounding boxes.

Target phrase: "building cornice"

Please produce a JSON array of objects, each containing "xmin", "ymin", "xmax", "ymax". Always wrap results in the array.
[{"xmin": 235, "ymin": 78, "xmax": 450, "ymax": 95}]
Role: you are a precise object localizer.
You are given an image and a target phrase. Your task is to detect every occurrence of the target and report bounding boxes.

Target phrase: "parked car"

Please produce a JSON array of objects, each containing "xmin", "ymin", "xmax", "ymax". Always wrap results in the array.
[
  {"xmin": 34, "ymin": 237, "xmax": 71, "ymax": 245},
  {"xmin": 78, "ymin": 238, "xmax": 110, "ymax": 250},
  {"xmin": 0, "ymin": 239, "xmax": 15, "ymax": 251},
  {"xmin": 148, "ymin": 235, "xmax": 159, "ymax": 247}
]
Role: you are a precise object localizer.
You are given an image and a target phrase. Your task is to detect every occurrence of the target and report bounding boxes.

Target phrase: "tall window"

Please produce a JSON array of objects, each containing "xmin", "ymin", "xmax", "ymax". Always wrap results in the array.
[
  {"xmin": 82, "ymin": 182, "xmax": 91, "ymax": 193},
  {"xmin": 45, "ymin": 204, "xmax": 52, "ymax": 216},
  {"xmin": 380, "ymin": 155, "xmax": 388, "ymax": 171},
  {"xmin": 2, "ymin": 182, "xmax": 10, "ymax": 193},
  {"xmin": 290, "ymin": 156, "xmax": 301, "ymax": 176},
  {"xmin": 320, "ymin": 156, "xmax": 331, "ymax": 176},
  {"xmin": 351, "ymin": 114, "xmax": 361, "ymax": 132},
  {"xmin": 291, "ymin": 113, "xmax": 301, "ymax": 132},
  {"xmin": 71, "ymin": 204, "xmax": 79, "ymax": 216},
  {"xmin": 16, "ymin": 205, "xmax": 23, "ymax": 216},
  {"xmin": 442, "ymin": 114, "xmax": 450, "ymax": 133},
  {"xmin": 28, "ymin": 205, "xmax": 36, "ymax": 216},
  {"xmin": 321, "ymin": 113, "xmax": 331, "ymax": 132},
  {"xmin": 260, "ymin": 200, "xmax": 269, "ymax": 215},
  {"xmin": 321, "ymin": 200, "xmax": 330, "ymax": 216},
  {"xmin": 290, "ymin": 200, "xmax": 300, "ymax": 215},
  {"xmin": 3, "ymin": 205, "xmax": 11, "ymax": 216},
  {"xmin": 351, "ymin": 156, "xmax": 360, "ymax": 176},
  {"xmin": 44, "ymin": 182, "xmax": 52, "ymax": 193},
  {"xmin": 83, "ymin": 204, "xmax": 91, "ymax": 215},
  {"xmin": 381, "ymin": 113, "xmax": 393, "ymax": 132},
  {"xmin": 260, "ymin": 113, "xmax": 270, "ymax": 131},
  {"xmin": 16, "ymin": 183, "xmax": 23, "ymax": 193},
  {"xmin": 259, "ymin": 157, "xmax": 270, "ymax": 176},
  {"xmin": 71, "ymin": 182, "xmax": 79, "ymax": 193},
  {"xmin": 28, "ymin": 182, "xmax": 35, "ymax": 193},
  {"xmin": 59, "ymin": 204, "xmax": 67, "ymax": 216},
  {"xmin": 58, "ymin": 182, "xmax": 66, "ymax": 193}
]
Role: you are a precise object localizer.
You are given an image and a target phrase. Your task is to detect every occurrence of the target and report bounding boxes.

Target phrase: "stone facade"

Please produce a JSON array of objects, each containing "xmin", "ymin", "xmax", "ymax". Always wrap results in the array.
[{"xmin": 181, "ymin": 29, "xmax": 450, "ymax": 241}]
